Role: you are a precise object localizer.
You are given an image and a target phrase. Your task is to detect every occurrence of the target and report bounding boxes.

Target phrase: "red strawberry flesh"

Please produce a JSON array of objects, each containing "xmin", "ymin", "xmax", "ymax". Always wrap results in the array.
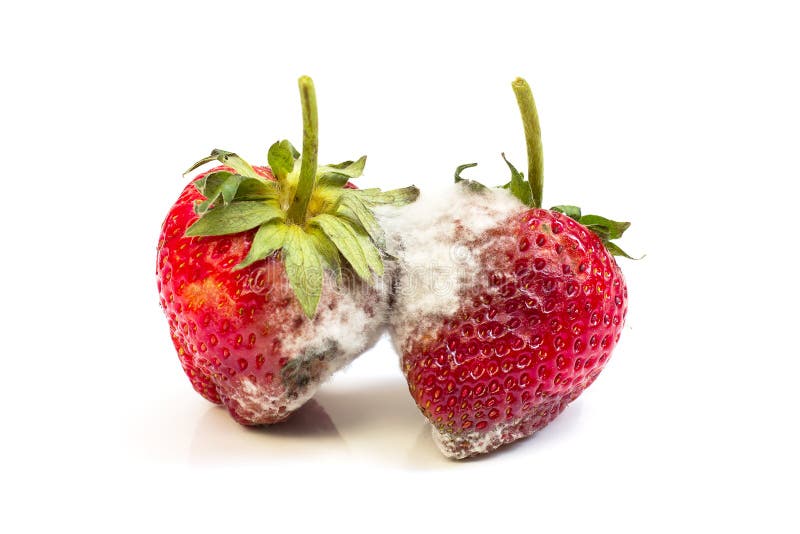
[
  {"xmin": 157, "ymin": 166, "xmax": 385, "ymax": 424},
  {"xmin": 397, "ymin": 206, "xmax": 627, "ymax": 458}
]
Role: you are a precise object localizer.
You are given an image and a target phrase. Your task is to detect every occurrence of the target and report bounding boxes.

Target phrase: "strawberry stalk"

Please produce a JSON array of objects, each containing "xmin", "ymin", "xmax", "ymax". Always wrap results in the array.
[
  {"xmin": 181, "ymin": 76, "xmax": 420, "ymax": 317},
  {"xmin": 454, "ymin": 77, "xmax": 636, "ymax": 258},
  {"xmin": 511, "ymin": 77, "xmax": 544, "ymax": 209},
  {"xmin": 287, "ymin": 76, "xmax": 319, "ymax": 225}
]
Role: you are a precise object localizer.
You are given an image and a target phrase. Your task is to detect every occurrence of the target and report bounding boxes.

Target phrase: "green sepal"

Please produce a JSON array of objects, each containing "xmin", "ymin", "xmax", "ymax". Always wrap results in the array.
[
  {"xmin": 178, "ymin": 77, "xmax": 422, "ymax": 319},
  {"xmin": 234, "ymin": 221, "xmax": 289, "ymax": 270},
  {"xmin": 317, "ymin": 156, "xmax": 367, "ymax": 185},
  {"xmin": 234, "ymin": 177, "xmax": 278, "ymax": 201},
  {"xmin": 454, "ymin": 154, "xmax": 538, "ymax": 203},
  {"xmin": 193, "ymin": 170, "xmax": 227, "ymax": 196},
  {"xmin": 317, "ymin": 173, "xmax": 350, "ymax": 188},
  {"xmin": 194, "ymin": 172, "xmax": 278, "ymax": 214},
  {"xmin": 184, "ymin": 149, "xmax": 259, "ymax": 179},
  {"xmin": 356, "ymin": 186, "xmax": 420, "ymax": 207},
  {"xmin": 548, "ymin": 204, "xmax": 638, "ymax": 260},
  {"xmin": 603, "ymin": 240, "xmax": 641, "ymax": 260},
  {"xmin": 310, "ymin": 213, "xmax": 375, "ymax": 281},
  {"xmin": 308, "ymin": 227, "xmax": 342, "ymax": 282},
  {"xmin": 185, "ymin": 200, "xmax": 284, "ymax": 237},
  {"xmin": 194, "ymin": 171, "xmax": 229, "ymax": 211},
  {"xmin": 267, "ymin": 140, "xmax": 298, "ymax": 185},
  {"xmin": 350, "ymin": 224, "xmax": 384, "ymax": 277},
  {"xmin": 455, "ymin": 162, "xmax": 477, "ymax": 182},
  {"xmin": 550, "ymin": 205, "xmax": 582, "ymax": 220},
  {"xmin": 454, "ymin": 163, "xmax": 489, "ymax": 193},
  {"xmin": 338, "ymin": 192, "xmax": 385, "ymax": 246},
  {"xmin": 335, "ymin": 203, "xmax": 362, "ymax": 232},
  {"xmin": 501, "ymin": 153, "xmax": 533, "ymax": 207},
  {"xmin": 579, "ymin": 214, "xmax": 631, "ymax": 240},
  {"xmin": 194, "ymin": 172, "xmax": 242, "ymax": 214},
  {"xmin": 323, "ymin": 156, "xmax": 367, "ymax": 176},
  {"xmin": 282, "ymin": 226, "xmax": 323, "ymax": 319}
]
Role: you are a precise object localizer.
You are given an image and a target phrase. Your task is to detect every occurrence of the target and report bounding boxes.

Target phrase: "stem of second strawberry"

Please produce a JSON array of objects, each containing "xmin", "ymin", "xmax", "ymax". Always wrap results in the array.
[
  {"xmin": 512, "ymin": 78, "xmax": 543, "ymax": 209},
  {"xmin": 287, "ymin": 76, "xmax": 319, "ymax": 225}
]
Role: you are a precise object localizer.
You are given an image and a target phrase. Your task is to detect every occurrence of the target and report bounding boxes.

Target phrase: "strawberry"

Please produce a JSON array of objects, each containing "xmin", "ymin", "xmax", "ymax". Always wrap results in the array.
[
  {"xmin": 156, "ymin": 76, "xmax": 418, "ymax": 425},
  {"xmin": 387, "ymin": 78, "xmax": 634, "ymax": 458}
]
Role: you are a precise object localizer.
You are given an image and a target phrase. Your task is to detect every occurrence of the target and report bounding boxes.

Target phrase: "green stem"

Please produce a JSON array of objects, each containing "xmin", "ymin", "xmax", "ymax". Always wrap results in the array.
[
  {"xmin": 512, "ymin": 77, "xmax": 543, "ymax": 209},
  {"xmin": 287, "ymin": 76, "xmax": 319, "ymax": 224}
]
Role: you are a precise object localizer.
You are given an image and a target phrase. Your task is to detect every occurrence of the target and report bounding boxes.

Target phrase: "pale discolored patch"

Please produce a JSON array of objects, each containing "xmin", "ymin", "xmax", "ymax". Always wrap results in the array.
[{"xmin": 181, "ymin": 278, "xmax": 237, "ymax": 314}]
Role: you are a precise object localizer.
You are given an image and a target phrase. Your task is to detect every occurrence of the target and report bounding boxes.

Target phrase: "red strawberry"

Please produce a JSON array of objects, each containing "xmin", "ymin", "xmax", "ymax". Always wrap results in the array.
[
  {"xmin": 157, "ymin": 76, "xmax": 418, "ymax": 425},
  {"xmin": 387, "ymin": 78, "xmax": 634, "ymax": 458}
]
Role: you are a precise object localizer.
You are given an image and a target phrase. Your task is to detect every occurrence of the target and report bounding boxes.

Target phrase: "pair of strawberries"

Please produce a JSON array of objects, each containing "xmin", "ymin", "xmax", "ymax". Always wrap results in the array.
[{"xmin": 156, "ymin": 76, "xmax": 632, "ymax": 459}]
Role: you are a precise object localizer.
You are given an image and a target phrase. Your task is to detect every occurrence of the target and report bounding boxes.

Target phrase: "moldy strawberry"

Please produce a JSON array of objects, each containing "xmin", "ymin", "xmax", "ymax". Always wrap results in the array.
[
  {"xmin": 157, "ymin": 76, "xmax": 418, "ymax": 425},
  {"xmin": 387, "ymin": 78, "xmax": 634, "ymax": 458}
]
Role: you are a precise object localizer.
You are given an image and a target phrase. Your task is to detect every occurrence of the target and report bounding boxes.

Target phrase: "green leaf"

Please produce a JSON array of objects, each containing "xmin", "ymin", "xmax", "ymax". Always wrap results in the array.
[
  {"xmin": 235, "ymin": 221, "xmax": 289, "ymax": 270},
  {"xmin": 316, "ymin": 156, "xmax": 367, "ymax": 188},
  {"xmin": 184, "ymin": 149, "xmax": 259, "ymax": 178},
  {"xmin": 194, "ymin": 170, "xmax": 232, "ymax": 195},
  {"xmin": 194, "ymin": 170, "xmax": 226, "ymax": 196},
  {"xmin": 186, "ymin": 200, "xmax": 284, "ymax": 237},
  {"xmin": 501, "ymin": 153, "xmax": 533, "ymax": 207},
  {"xmin": 317, "ymin": 172, "xmax": 351, "ymax": 188},
  {"xmin": 193, "ymin": 172, "xmax": 242, "ymax": 214},
  {"xmin": 338, "ymin": 192, "xmax": 384, "ymax": 246},
  {"xmin": 210, "ymin": 149, "xmax": 258, "ymax": 178},
  {"xmin": 267, "ymin": 140, "xmax": 297, "ymax": 184},
  {"xmin": 319, "ymin": 156, "xmax": 367, "ymax": 178},
  {"xmin": 603, "ymin": 240, "xmax": 641, "ymax": 260},
  {"xmin": 453, "ymin": 163, "xmax": 489, "ymax": 193},
  {"xmin": 283, "ymin": 226, "xmax": 324, "ymax": 318},
  {"xmin": 356, "ymin": 186, "xmax": 420, "ymax": 206},
  {"xmin": 235, "ymin": 177, "xmax": 278, "ymax": 201},
  {"xmin": 579, "ymin": 214, "xmax": 631, "ymax": 240},
  {"xmin": 194, "ymin": 171, "xmax": 231, "ymax": 210},
  {"xmin": 583, "ymin": 226, "xmax": 608, "ymax": 240},
  {"xmin": 194, "ymin": 172, "xmax": 277, "ymax": 214},
  {"xmin": 219, "ymin": 175, "xmax": 242, "ymax": 205},
  {"xmin": 454, "ymin": 163, "xmax": 478, "ymax": 183},
  {"xmin": 308, "ymin": 226, "xmax": 341, "ymax": 280},
  {"xmin": 310, "ymin": 213, "xmax": 372, "ymax": 280},
  {"xmin": 334, "ymin": 203, "xmax": 363, "ymax": 231},
  {"xmin": 349, "ymin": 224, "xmax": 384, "ymax": 276},
  {"xmin": 185, "ymin": 154, "xmax": 220, "ymax": 176},
  {"xmin": 551, "ymin": 205, "xmax": 582, "ymax": 220}
]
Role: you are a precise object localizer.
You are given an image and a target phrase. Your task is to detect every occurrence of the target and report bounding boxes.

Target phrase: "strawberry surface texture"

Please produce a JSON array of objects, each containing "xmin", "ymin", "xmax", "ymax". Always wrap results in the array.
[
  {"xmin": 156, "ymin": 77, "xmax": 418, "ymax": 425},
  {"xmin": 386, "ymin": 77, "xmax": 633, "ymax": 458},
  {"xmin": 155, "ymin": 75, "xmax": 631, "ymax": 458},
  {"xmin": 157, "ymin": 166, "xmax": 387, "ymax": 424},
  {"xmin": 385, "ymin": 185, "xmax": 627, "ymax": 458}
]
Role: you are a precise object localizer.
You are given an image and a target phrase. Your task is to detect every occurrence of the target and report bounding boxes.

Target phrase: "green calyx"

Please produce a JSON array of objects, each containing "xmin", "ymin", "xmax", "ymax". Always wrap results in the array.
[
  {"xmin": 550, "ymin": 206, "xmax": 638, "ymax": 259},
  {"xmin": 183, "ymin": 76, "xmax": 420, "ymax": 318},
  {"xmin": 454, "ymin": 76, "xmax": 637, "ymax": 259}
]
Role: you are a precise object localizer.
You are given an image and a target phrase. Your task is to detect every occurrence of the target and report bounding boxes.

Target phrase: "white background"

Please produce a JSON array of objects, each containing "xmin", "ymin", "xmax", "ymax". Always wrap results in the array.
[{"xmin": 1, "ymin": 1, "xmax": 798, "ymax": 532}]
